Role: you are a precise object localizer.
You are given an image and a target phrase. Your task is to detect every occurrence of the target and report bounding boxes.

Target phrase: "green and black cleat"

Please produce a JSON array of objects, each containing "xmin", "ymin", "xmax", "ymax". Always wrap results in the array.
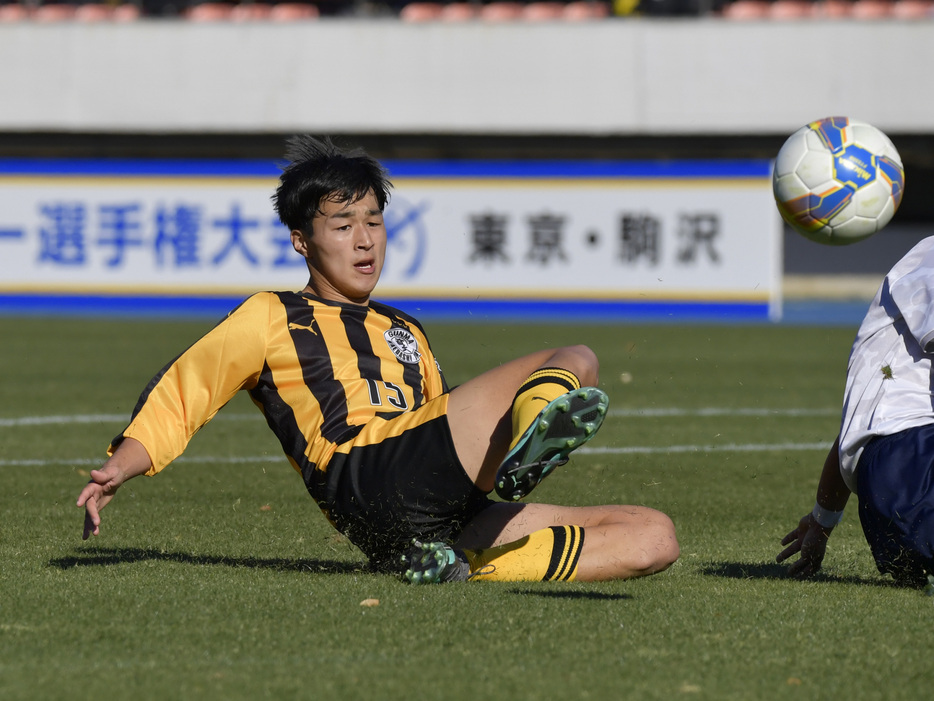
[
  {"xmin": 495, "ymin": 387, "xmax": 609, "ymax": 501},
  {"xmin": 402, "ymin": 540, "xmax": 471, "ymax": 584}
]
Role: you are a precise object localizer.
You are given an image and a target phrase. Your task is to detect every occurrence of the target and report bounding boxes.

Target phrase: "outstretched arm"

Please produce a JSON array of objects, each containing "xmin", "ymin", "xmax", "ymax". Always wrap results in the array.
[
  {"xmin": 776, "ymin": 435, "xmax": 851, "ymax": 577},
  {"xmin": 77, "ymin": 437, "xmax": 152, "ymax": 540}
]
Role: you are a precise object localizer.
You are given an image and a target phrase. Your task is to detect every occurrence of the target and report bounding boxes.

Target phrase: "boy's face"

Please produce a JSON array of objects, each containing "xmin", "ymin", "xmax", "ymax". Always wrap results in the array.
[{"xmin": 291, "ymin": 190, "xmax": 386, "ymax": 305}]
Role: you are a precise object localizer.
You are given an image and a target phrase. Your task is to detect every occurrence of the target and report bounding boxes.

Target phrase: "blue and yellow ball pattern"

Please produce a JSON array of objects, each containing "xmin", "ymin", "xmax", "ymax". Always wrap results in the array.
[{"xmin": 773, "ymin": 117, "xmax": 905, "ymax": 245}]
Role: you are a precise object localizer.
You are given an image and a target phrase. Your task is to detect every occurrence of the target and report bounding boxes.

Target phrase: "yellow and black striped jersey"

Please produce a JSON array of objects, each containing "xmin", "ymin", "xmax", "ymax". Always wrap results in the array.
[{"xmin": 112, "ymin": 291, "xmax": 449, "ymax": 490}]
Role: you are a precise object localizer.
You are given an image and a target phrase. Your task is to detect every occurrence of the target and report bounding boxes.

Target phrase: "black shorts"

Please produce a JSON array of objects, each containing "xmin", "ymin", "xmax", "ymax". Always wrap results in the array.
[
  {"xmin": 320, "ymin": 395, "xmax": 495, "ymax": 572},
  {"xmin": 856, "ymin": 424, "xmax": 934, "ymax": 586}
]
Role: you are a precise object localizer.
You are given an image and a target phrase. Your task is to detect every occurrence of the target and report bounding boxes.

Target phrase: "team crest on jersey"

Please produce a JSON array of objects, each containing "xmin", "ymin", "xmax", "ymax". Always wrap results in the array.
[{"xmin": 384, "ymin": 327, "xmax": 421, "ymax": 364}]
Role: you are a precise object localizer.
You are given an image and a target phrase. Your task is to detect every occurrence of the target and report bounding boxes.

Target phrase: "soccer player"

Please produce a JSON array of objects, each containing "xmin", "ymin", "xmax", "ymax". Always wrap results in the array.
[
  {"xmin": 77, "ymin": 136, "xmax": 679, "ymax": 584},
  {"xmin": 777, "ymin": 235, "xmax": 934, "ymax": 587}
]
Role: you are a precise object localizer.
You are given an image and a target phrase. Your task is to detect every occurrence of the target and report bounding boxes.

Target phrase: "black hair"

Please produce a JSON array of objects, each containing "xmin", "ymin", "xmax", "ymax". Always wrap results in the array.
[{"xmin": 272, "ymin": 135, "xmax": 392, "ymax": 232}]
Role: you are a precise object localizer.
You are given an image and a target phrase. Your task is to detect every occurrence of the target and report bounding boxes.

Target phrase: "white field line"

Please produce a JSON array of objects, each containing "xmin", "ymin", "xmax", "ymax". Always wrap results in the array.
[
  {"xmin": 608, "ymin": 407, "xmax": 837, "ymax": 418},
  {"xmin": 0, "ymin": 407, "xmax": 836, "ymax": 467},
  {"xmin": 0, "ymin": 441, "xmax": 833, "ymax": 468},
  {"xmin": 1, "ymin": 455, "xmax": 283, "ymax": 467},
  {"xmin": 0, "ymin": 413, "xmax": 262, "ymax": 428},
  {"xmin": 579, "ymin": 442, "xmax": 831, "ymax": 455},
  {"xmin": 0, "ymin": 407, "xmax": 838, "ymax": 428}
]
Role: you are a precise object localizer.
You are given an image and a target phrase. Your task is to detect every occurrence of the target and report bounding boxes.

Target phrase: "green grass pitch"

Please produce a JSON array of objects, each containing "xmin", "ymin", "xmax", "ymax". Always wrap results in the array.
[{"xmin": 2, "ymin": 315, "xmax": 934, "ymax": 700}]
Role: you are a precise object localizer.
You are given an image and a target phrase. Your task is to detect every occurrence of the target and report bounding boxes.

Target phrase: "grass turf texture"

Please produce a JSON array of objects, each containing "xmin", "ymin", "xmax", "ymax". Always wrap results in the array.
[{"xmin": 2, "ymin": 316, "xmax": 934, "ymax": 700}]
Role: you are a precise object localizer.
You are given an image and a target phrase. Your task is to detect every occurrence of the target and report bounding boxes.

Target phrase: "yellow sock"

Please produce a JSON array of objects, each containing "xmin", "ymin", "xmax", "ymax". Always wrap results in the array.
[
  {"xmin": 509, "ymin": 368, "xmax": 581, "ymax": 451},
  {"xmin": 463, "ymin": 525, "xmax": 585, "ymax": 582}
]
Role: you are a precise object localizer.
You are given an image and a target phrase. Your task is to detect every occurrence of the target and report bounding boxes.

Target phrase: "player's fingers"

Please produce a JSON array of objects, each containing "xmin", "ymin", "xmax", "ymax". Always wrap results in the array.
[
  {"xmin": 787, "ymin": 559, "xmax": 807, "ymax": 577},
  {"xmin": 780, "ymin": 529, "xmax": 799, "ymax": 546},
  {"xmin": 82, "ymin": 497, "xmax": 101, "ymax": 539},
  {"xmin": 789, "ymin": 557, "xmax": 818, "ymax": 578},
  {"xmin": 82, "ymin": 510, "xmax": 94, "ymax": 540},
  {"xmin": 776, "ymin": 540, "xmax": 801, "ymax": 563},
  {"xmin": 87, "ymin": 468, "xmax": 110, "ymax": 484},
  {"xmin": 76, "ymin": 483, "xmax": 96, "ymax": 508}
]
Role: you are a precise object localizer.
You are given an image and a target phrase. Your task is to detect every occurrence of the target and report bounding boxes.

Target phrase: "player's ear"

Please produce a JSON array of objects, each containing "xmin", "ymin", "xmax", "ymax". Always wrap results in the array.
[{"xmin": 291, "ymin": 229, "xmax": 310, "ymax": 257}]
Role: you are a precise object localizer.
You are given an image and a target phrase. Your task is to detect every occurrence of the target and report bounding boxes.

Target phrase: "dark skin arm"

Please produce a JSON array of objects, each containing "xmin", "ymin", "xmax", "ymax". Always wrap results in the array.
[{"xmin": 776, "ymin": 435, "xmax": 851, "ymax": 577}]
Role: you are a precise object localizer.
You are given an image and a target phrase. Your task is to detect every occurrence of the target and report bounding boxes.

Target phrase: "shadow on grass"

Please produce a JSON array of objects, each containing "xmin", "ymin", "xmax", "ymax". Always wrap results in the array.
[
  {"xmin": 49, "ymin": 546, "xmax": 366, "ymax": 575},
  {"xmin": 701, "ymin": 560, "xmax": 903, "ymax": 588},
  {"xmin": 509, "ymin": 588, "xmax": 632, "ymax": 601}
]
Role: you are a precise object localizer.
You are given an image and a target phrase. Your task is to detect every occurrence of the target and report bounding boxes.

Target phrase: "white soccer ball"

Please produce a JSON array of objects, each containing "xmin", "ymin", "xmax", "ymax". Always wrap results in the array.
[{"xmin": 772, "ymin": 117, "xmax": 905, "ymax": 245}]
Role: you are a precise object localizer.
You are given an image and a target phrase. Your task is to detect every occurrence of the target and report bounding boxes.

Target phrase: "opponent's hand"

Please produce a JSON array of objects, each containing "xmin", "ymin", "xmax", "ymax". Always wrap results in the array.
[
  {"xmin": 776, "ymin": 513, "xmax": 831, "ymax": 578},
  {"xmin": 77, "ymin": 464, "xmax": 128, "ymax": 540}
]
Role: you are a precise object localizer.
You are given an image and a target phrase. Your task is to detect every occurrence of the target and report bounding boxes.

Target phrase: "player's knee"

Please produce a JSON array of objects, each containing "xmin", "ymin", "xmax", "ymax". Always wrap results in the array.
[
  {"xmin": 635, "ymin": 512, "xmax": 680, "ymax": 574},
  {"xmin": 655, "ymin": 516, "xmax": 680, "ymax": 571},
  {"xmin": 563, "ymin": 344, "xmax": 599, "ymax": 386},
  {"xmin": 654, "ymin": 513, "xmax": 680, "ymax": 570}
]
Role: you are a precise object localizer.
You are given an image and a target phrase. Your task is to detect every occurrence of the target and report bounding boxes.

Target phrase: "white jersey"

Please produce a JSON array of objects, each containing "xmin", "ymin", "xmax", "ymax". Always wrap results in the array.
[{"xmin": 839, "ymin": 236, "xmax": 934, "ymax": 492}]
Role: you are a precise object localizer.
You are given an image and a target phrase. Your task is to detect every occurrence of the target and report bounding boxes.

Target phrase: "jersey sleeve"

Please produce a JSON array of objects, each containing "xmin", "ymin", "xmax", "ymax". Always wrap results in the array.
[
  {"xmin": 111, "ymin": 293, "xmax": 272, "ymax": 475},
  {"xmin": 888, "ymin": 240, "xmax": 934, "ymax": 353}
]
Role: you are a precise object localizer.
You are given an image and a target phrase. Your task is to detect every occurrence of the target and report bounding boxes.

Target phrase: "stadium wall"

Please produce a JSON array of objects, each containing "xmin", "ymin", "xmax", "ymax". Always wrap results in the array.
[
  {"xmin": 1, "ymin": 18, "xmax": 931, "ymax": 321},
  {"xmin": 1, "ymin": 19, "xmax": 932, "ymax": 135}
]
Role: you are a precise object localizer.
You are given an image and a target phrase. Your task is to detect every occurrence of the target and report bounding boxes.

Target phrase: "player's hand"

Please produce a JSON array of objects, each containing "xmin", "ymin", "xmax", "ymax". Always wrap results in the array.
[
  {"xmin": 77, "ymin": 464, "xmax": 128, "ymax": 540},
  {"xmin": 776, "ymin": 513, "xmax": 831, "ymax": 578},
  {"xmin": 76, "ymin": 438, "xmax": 152, "ymax": 539}
]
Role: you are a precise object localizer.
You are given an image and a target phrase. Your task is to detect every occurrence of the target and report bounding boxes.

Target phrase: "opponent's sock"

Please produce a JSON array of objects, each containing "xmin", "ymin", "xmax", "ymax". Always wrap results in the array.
[
  {"xmin": 508, "ymin": 368, "xmax": 581, "ymax": 452},
  {"xmin": 463, "ymin": 525, "xmax": 585, "ymax": 582}
]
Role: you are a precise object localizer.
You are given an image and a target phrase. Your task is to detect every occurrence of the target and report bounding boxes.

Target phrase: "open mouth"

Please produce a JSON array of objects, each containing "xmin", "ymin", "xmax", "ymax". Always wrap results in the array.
[{"xmin": 355, "ymin": 258, "xmax": 375, "ymax": 273}]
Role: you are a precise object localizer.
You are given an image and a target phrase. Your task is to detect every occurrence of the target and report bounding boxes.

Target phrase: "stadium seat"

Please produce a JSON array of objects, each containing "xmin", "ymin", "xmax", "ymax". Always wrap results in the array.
[
  {"xmin": 891, "ymin": 0, "xmax": 931, "ymax": 16},
  {"xmin": 113, "ymin": 3, "xmax": 142, "ymax": 20},
  {"xmin": 562, "ymin": 0, "xmax": 610, "ymax": 18},
  {"xmin": 33, "ymin": 3, "xmax": 78, "ymax": 21},
  {"xmin": 186, "ymin": 2, "xmax": 234, "ymax": 19},
  {"xmin": 850, "ymin": 0, "xmax": 894, "ymax": 15},
  {"xmin": 230, "ymin": 2, "xmax": 274, "ymax": 19},
  {"xmin": 73, "ymin": 3, "xmax": 117, "ymax": 20},
  {"xmin": 769, "ymin": 0, "xmax": 815, "ymax": 16},
  {"xmin": 439, "ymin": 2, "xmax": 478, "ymax": 19},
  {"xmin": 400, "ymin": 1, "xmax": 444, "ymax": 19},
  {"xmin": 269, "ymin": 2, "xmax": 319, "ymax": 19},
  {"xmin": 479, "ymin": 1, "xmax": 524, "ymax": 19},
  {"xmin": 522, "ymin": 1, "xmax": 566, "ymax": 19},
  {"xmin": 73, "ymin": 3, "xmax": 141, "ymax": 21},
  {"xmin": 0, "ymin": 2, "xmax": 31, "ymax": 20},
  {"xmin": 813, "ymin": 0, "xmax": 852, "ymax": 16},
  {"xmin": 720, "ymin": 0, "xmax": 770, "ymax": 17}
]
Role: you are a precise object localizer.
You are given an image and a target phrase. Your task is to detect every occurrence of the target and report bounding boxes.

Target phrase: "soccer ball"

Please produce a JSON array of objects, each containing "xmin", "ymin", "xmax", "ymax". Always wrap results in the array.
[{"xmin": 772, "ymin": 117, "xmax": 905, "ymax": 245}]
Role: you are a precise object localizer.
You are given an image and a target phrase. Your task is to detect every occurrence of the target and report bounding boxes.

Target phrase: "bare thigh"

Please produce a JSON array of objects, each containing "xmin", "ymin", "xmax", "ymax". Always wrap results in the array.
[{"xmin": 457, "ymin": 501, "xmax": 680, "ymax": 581}]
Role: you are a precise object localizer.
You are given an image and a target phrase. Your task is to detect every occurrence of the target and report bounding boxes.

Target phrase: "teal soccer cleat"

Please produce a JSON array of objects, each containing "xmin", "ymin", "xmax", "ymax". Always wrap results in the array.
[
  {"xmin": 402, "ymin": 540, "xmax": 471, "ymax": 584},
  {"xmin": 495, "ymin": 387, "xmax": 609, "ymax": 502}
]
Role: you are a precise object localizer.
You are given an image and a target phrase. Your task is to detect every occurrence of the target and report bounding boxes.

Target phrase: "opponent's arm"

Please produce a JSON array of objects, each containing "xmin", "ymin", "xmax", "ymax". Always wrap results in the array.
[{"xmin": 776, "ymin": 435, "xmax": 850, "ymax": 577}]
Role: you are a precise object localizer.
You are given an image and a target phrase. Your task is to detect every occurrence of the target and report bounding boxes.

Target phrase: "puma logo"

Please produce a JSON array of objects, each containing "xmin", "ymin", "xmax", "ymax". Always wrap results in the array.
[{"xmin": 288, "ymin": 320, "xmax": 319, "ymax": 335}]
